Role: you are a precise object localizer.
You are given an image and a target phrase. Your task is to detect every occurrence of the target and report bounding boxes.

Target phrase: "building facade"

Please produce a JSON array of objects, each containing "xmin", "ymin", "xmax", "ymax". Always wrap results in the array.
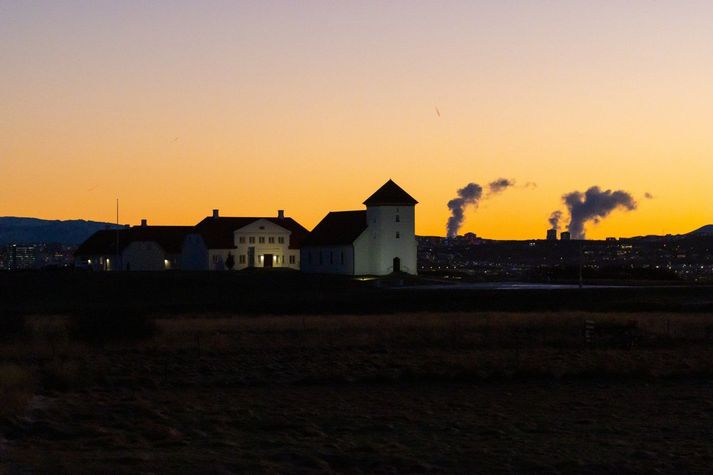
[
  {"xmin": 182, "ymin": 211, "xmax": 307, "ymax": 271},
  {"xmin": 301, "ymin": 180, "xmax": 418, "ymax": 275}
]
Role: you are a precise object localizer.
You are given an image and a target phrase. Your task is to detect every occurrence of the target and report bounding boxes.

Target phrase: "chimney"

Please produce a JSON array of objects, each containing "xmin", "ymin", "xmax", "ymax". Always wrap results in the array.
[
  {"xmin": 277, "ymin": 210, "xmax": 285, "ymax": 219},
  {"xmin": 141, "ymin": 219, "xmax": 147, "ymax": 227},
  {"xmin": 212, "ymin": 209, "xmax": 219, "ymax": 219}
]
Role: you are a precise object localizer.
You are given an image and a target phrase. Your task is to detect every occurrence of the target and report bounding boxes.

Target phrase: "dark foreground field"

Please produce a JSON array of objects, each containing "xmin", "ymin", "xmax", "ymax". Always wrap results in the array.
[{"xmin": 2, "ymin": 311, "xmax": 713, "ymax": 473}]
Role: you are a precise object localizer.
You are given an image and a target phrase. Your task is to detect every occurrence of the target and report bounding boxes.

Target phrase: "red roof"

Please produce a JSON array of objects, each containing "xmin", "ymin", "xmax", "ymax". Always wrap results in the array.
[
  {"xmin": 363, "ymin": 179, "xmax": 418, "ymax": 206},
  {"xmin": 193, "ymin": 216, "xmax": 309, "ymax": 249},
  {"xmin": 301, "ymin": 211, "xmax": 367, "ymax": 246}
]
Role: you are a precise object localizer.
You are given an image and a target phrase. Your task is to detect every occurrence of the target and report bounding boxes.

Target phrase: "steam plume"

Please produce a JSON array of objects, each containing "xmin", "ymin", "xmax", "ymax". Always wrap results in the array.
[
  {"xmin": 487, "ymin": 178, "xmax": 515, "ymax": 196},
  {"xmin": 563, "ymin": 186, "xmax": 637, "ymax": 239},
  {"xmin": 548, "ymin": 210, "xmax": 563, "ymax": 231},
  {"xmin": 446, "ymin": 183, "xmax": 483, "ymax": 238}
]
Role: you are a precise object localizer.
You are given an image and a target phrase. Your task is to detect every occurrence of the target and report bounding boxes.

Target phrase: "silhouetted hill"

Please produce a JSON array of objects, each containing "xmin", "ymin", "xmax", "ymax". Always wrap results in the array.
[
  {"xmin": 689, "ymin": 225, "xmax": 713, "ymax": 236},
  {"xmin": 0, "ymin": 217, "xmax": 122, "ymax": 245}
]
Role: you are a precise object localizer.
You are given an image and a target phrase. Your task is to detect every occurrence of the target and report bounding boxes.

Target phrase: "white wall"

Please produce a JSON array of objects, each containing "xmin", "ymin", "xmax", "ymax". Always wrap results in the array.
[
  {"xmin": 233, "ymin": 219, "xmax": 299, "ymax": 270},
  {"xmin": 300, "ymin": 245, "xmax": 354, "ymax": 274},
  {"xmin": 352, "ymin": 231, "xmax": 372, "ymax": 275},
  {"xmin": 365, "ymin": 205, "xmax": 417, "ymax": 275},
  {"xmin": 181, "ymin": 234, "xmax": 209, "ymax": 270},
  {"xmin": 122, "ymin": 241, "xmax": 171, "ymax": 271}
]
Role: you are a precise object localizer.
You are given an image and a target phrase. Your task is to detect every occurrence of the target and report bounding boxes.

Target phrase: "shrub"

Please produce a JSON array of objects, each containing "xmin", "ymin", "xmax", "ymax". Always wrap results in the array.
[{"xmin": 71, "ymin": 308, "xmax": 158, "ymax": 344}]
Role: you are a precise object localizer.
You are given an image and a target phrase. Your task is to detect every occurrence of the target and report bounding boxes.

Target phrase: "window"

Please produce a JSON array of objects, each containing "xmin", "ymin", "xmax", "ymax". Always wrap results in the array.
[
  {"xmin": 239, "ymin": 255, "xmax": 246, "ymax": 264},
  {"xmin": 278, "ymin": 236, "xmax": 285, "ymax": 244},
  {"xmin": 249, "ymin": 236, "xmax": 255, "ymax": 244},
  {"xmin": 395, "ymin": 215, "xmax": 400, "ymax": 222},
  {"xmin": 289, "ymin": 255, "xmax": 296, "ymax": 264},
  {"xmin": 396, "ymin": 232, "xmax": 400, "ymax": 239},
  {"xmin": 268, "ymin": 237, "xmax": 275, "ymax": 244},
  {"xmin": 259, "ymin": 236, "xmax": 265, "ymax": 243},
  {"xmin": 340, "ymin": 252, "xmax": 344, "ymax": 265},
  {"xmin": 330, "ymin": 251, "xmax": 333, "ymax": 264},
  {"xmin": 308, "ymin": 252, "xmax": 312, "ymax": 263},
  {"xmin": 239, "ymin": 236, "xmax": 245, "ymax": 243},
  {"xmin": 319, "ymin": 252, "xmax": 323, "ymax": 265}
]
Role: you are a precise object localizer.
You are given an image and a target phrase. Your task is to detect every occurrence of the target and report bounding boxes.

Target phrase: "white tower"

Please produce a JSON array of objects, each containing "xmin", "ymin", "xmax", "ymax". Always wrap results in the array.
[{"xmin": 363, "ymin": 179, "xmax": 418, "ymax": 275}]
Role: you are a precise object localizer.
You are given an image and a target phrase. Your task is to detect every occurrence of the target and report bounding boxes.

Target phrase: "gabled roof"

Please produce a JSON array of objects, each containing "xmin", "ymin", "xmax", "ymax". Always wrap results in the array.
[
  {"xmin": 301, "ymin": 211, "xmax": 367, "ymax": 246},
  {"xmin": 75, "ymin": 229, "xmax": 128, "ymax": 256},
  {"xmin": 193, "ymin": 216, "xmax": 309, "ymax": 249},
  {"xmin": 75, "ymin": 226, "xmax": 192, "ymax": 256},
  {"xmin": 127, "ymin": 226, "xmax": 193, "ymax": 254},
  {"xmin": 363, "ymin": 179, "xmax": 418, "ymax": 206}
]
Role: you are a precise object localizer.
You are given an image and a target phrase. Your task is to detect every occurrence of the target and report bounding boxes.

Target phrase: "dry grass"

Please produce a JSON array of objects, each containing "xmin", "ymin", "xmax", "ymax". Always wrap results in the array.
[
  {"xmin": 3, "ymin": 311, "xmax": 713, "ymax": 472},
  {"xmin": 0, "ymin": 364, "xmax": 35, "ymax": 417}
]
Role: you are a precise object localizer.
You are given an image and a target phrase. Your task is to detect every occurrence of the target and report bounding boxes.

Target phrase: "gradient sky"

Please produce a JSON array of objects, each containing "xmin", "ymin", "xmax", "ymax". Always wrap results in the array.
[{"xmin": 2, "ymin": 1, "xmax": 712, "ymax": 239}]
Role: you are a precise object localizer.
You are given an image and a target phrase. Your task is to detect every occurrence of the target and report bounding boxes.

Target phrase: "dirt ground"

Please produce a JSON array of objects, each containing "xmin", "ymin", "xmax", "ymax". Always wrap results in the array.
[{"xmin": 2, "ymin": 313, "xmax": 713, "ymax": 473}]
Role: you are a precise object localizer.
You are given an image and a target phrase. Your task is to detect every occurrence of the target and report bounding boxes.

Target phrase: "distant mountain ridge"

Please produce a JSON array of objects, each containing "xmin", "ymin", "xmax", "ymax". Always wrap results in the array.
[
  {"xmin": 0, "ymin": 217, "xmax": 122, "ymax": 245},
  {"xmin": 690, "ymin": 225, "xmax": 713, "ymax": 236}
]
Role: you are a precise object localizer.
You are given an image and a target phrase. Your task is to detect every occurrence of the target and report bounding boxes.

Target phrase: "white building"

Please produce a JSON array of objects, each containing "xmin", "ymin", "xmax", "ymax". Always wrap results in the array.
[
  {"xmin": 300, "ymin": 179, "xmax": 418, "ymax": 275},
  {"xmin": 74, "ymin": 221, "xmax": 192, "ymax": 271},
  {"xmin": 181, "ymin": 210, "xmax": 308, "ymax": 271}
]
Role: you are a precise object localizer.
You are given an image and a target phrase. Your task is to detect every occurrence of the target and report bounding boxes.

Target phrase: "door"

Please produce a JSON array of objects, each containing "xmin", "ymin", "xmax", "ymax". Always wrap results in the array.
[
  {"xmin": 393, "ymin": 257, "xmax": 401, "ymax": 273},
  {"xmin": 248, "ymin": 247, "xmax": 255, "ymax": 267},
  {"xmin": 264, "ymin": 254, "xmax": 274, "ymax": 268}
]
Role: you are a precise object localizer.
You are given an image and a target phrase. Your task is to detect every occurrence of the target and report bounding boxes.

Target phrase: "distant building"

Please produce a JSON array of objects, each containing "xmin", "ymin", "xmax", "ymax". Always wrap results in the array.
[
  {"xmin": 75, "ymin": 212, "xmax": 309, "ymax": 272},
  {"xmin": 560, "ymin": 231, "xmax": 571, "ymax": 241},
  {"xmin": 546, "ymin": 229, "xmax": 557, "ymax": 241},
  {"xmin": 301, "ymin": 180, "xmax": 418, "ymax": 275},
  {"xmin": 182, "ymin": 210, "xmax": 308, "ymax": 271},
  {"xmin": 74, "ymin": 221, "xmax": 192, "ymax": 271},
  {"xmin": 8, "ymin": 244, "xmax": 36, "ymax": 270},
  {"xmin": 75, "ymin": 180, "xmax": 415, "ymax": 274}
]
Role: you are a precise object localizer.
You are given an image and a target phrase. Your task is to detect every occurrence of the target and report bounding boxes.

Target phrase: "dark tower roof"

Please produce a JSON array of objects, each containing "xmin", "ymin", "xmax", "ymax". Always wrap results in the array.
[{"xmin": 363, "ymin": 179, "xmax": 418, "ymax": 206}]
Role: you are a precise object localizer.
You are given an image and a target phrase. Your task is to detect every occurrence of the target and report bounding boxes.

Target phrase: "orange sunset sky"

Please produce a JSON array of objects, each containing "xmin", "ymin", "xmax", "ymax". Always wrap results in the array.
[{"xmin": 1, "ymin": 1, "xmax": 712, "ymax": 239}]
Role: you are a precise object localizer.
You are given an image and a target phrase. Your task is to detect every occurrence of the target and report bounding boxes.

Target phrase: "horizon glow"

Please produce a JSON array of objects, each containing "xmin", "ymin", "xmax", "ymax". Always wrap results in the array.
[{"xmin": 1, "ymin": 1, "xmax": 712, "ymax": 239}]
